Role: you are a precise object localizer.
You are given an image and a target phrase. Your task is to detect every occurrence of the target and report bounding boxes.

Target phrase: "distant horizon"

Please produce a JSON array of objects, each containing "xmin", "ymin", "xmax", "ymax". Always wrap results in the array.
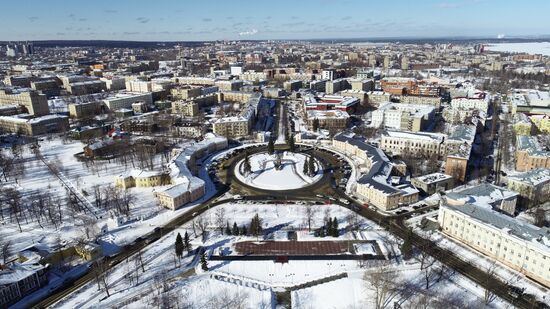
[{"xmin": 3, "ymin": 35, "xmax": 550, "ymax": 44}]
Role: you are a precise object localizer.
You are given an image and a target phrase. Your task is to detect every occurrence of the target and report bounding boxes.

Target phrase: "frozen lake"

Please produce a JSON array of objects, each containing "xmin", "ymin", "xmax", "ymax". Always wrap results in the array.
[{"xmin": 486, "ymin": 42, "xmax": 550, "ymax": 56}]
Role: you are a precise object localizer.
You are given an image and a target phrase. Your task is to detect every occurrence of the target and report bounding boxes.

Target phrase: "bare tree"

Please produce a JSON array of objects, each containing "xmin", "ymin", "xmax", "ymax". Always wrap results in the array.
[
  {"xmin": 195, "ymin": 215, "xmax": 209, "ymax": 241},
  {"xmin": 418, "ymin": 249, "xmax": 437, "ymax": 289},
  {"xmin": 483, "ymin": 261, "xmax": 498, "ymax": 305},
  {"xmin": 364, "ymin": 265, "xmax": 400, "ymax": 309},
  {"xmin": 214, "ymin": 208, "xmax": 226, "ymax": 234},
  {"xmin": 136, "ymin": 249, "xmax": 145, "ymax": 273},
  {"xmin": 304, "ymin": 204, "xmax": 314, "ymax": 231},
  {"xmin": 93, "ymin": 259, "xmax": 111, "ymax": 297},
  {"xmin": 81, "ymin": 216, "xmax": 99, "ymax": 241}
]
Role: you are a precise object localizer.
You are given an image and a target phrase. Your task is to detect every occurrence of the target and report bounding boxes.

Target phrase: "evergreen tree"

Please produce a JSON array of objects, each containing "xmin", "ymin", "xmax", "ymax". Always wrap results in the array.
[
  {"xmin": 250, "ymin": 213, "xmax": 263, "ymax": 238},
  {"xmin": 401, "ymin": 228, "xmax": 413, "ymax": 260},
  {"xmin": 302, "ymin": 159, "xmax": 309, "ymax": 175},
  {"xmin": 288, "ymin": 134, "xmax": 295, "ymax": 152},
  {"xmin": 175, "ymin": 232, "xmax": 184, "ymax": 259},
  {"xmin": 200, "ymin": 251, "xmax": 208, "ymax": 271},
  {"xmin": 225, "ymin": 222, "xmax": 231, "ymax": 236},
  {"xmin": 240, "ymin": 225, "xmax": 247, "ymax": 236},
  {"xmin": 308, "ymin": 156, "xmax": 316, "ymax": 176},
  {"xmin": 184, "ymin": 231, "xmax": 191, "ymax": 252},
  {"xmin": 312, "ymin": 118, "xmax": 320, "ymax": 132},
  {"xmin": 267, "ymin": 138, "xmax": 274, "ymax": 155},
  {"xmin": 243, "ymin": 153, "xmax": 251, "ymax": 175},
  {"xmin": 326, "ymin": 217, "xmax": 333, "ymax": 236},
  {"xmin": 232, "ymin": 222, "xmax": 239, "ymax": 236},
  {"xmin": 332, "ymin": 217, "xmax": 339, "ymax": 237}
]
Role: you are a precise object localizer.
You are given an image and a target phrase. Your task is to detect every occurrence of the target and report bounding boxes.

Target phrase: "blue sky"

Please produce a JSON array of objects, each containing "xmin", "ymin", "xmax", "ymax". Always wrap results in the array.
[{"xmin": 1, "ymin": 0, "xmax": 549, "ymax": 41}]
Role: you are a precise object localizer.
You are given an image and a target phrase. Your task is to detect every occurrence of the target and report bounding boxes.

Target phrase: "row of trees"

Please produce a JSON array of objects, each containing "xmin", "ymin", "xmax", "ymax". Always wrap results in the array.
[{"xmin": 319, "ymin": 217, "xmax": 339, "ymax": 237}]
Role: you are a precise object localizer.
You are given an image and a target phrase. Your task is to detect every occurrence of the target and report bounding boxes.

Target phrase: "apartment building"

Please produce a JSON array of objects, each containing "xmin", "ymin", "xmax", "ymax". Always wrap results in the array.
[
  {"xmin": 172, "ymin": 101, "xmax": 199, "ymax": 117},
  {"xmin": 450, "ymin": 95, "xmax": 490, "ymax": 113},
  {"xmin": 381, "ymin": 77, "xmax": 417, "ymax": 95},
  {"xmin": 307, "ymin": 110, "xmax": 350, "ymax": 131},
  {"xmin": 515, "ymin": 136, "xmax": 550, "ymax": 171},
  {"xmin": 366, "ymin": 91, "xmax": 392, "ymax": 107},
  {"xmin": 283, "ymin": 80, "xmax": 303, "ymax": 92},
  {"xmin": 67, "ymin": 80, "xmax": 106, "ymax": 96},
  {"xmin": 100, "ymin": 76, "xmax": 126, "ymax": 91},
  {"xmin": 371, "ymin": 102, "xmax": 435, "ymax": 132},
  {"xmin": 350, "ymin": 79, "xmax": 374, "ymax": 92},
  {"xmin": 213, "ymin": 93, "xmax": 260, "ymax": 138},
  {"xmin": 170, "ymin": 86, "xmax": 202, "ymax": 100},
  {"xmin": 438, "ymin": 202, "xmax": 550, "ymax": 287},
  {"xmin": 125, "ymin": 80, "xmax": 153, "ymax": 93},
  {"xmin": 0, "ymin": 115, "xmax": 69, "ymax": 136},
  {"xmin": 333, "ymin": 133, "xmax": 419, "ymax": 210},
  {"xmin": 212, "ymin": 117, "xmax": 250, "ymax": 138},
  {"xmin": 103, "ymin": 92, "xmax": 153, "ymax": 111},
  {"xmin": 68, "ymin": 101, "xmax": 102, "ymax": 118},
  {"xmin": 215, "ymin": 79, "xmax": 243, "ymax": 91},
  {"xmin": 398, "ymin": 95, "xmax": 442, "ymax": 107},
  {"xmin": 175, "ymin": 76, "xmax": 216, "ymax": 86},
  {"xmin": 0, "ymin": 263, "xmax": 48, "ymax": 307},
  {"xmin": 325, "ymin": 78, "xmax": 350, "ymax": 94},
  {"xmin": 507, "ymin": 168, "xmax": 550, "ymax": 207},
  {"xmin": 380, "ymin": 130, "xmax": 446, "ymax": 157},
  {"xmin": 0, "ymin": 89, "xmax": 49, "ymax": 116},
  {"xmin": 444, "ymin": 125, "xmax": 477, "ymax": 182},
  {"xmin": 309, "ymin": 80, "xmax": 327, "ymax": 92}
]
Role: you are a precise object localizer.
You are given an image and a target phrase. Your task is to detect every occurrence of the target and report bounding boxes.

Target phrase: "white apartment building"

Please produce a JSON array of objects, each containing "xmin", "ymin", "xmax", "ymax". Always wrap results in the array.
[
  {"xmin": 371, "ymin": 102, "xmax": 435, "ymax": 132},
  {"xmin": 103, "ymin": 92, "xmax": 153, "ymax": 111},
  {"xmin": 450, "ymin": 96, "xmax": 490, "ymax": 112},
  {"xmin": 380, "ymin": 130, "xmax": 446, "ymax": 157},
  {"xmin": 438, "ymin": 202, "xmax": 550, "ymax": 287}
]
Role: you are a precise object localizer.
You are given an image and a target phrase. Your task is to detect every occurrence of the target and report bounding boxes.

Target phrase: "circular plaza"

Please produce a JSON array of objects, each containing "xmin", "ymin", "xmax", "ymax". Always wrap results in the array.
[{"xmin": 233, "ymin": 151, "xmax": 323, "ymax": 191}]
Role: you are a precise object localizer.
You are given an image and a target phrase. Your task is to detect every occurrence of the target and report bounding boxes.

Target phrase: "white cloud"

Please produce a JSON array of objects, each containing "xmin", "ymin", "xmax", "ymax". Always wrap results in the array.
[{"xmin": 238, "ymin": 29, "xmax": 258, "ymax": 36}]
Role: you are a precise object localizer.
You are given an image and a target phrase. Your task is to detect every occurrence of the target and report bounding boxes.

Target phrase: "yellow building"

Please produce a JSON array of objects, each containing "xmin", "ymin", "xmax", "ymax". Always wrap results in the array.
[
  {"xmin": 530, "ymin": 115, "xmax": 550, "ymax": 134},
  {"xmin": 114, "ymin": 170, "xmax": 170, "ymax": 189},
  {"xmin": 515, "ymin": 136, "xmax": 550, "ymax": 172},
  {"xmin": 506, "ymin": 168, "xmax": 550, "ymax": 207},
  {"xmin": 333, "ymin": 133, "xmax": 419, "ymax": 210},
  {"xmin": 512, "ymin": 113, "xmax": 533, "ymax": 136},
  {"xmin": 74, "ymin": 243, "xmax": 102, "ymax": 261},
  {"xmin": 0, "ymin": 89, "xmax": 49, "ymax": 116},
  {"xmin": 439, "ymin": 202, "xmax": 550, "ymax": 287}
]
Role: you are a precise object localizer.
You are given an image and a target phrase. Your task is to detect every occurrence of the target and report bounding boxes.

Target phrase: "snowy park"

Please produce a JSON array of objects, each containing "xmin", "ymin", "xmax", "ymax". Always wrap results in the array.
[{"xmin": 234, "ymin": 151, "xmax": 323, "ymax": 190}]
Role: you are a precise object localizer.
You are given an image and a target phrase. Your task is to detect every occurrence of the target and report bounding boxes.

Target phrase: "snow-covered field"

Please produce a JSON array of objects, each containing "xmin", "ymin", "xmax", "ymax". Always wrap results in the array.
[
  {"xmin": 49, "ymin": 202, "xmax": 516, "ymax": 308},
  {"xmin": 1, "ymin": 136, "xmax": 223, "ymax": 257},
  {"xmin": 234, "ymin": 151, "xmax": 322, "ymax": 190},
  {"xmin": 486, "ymin": 42, "xmax": 550, "ymax": 56}
]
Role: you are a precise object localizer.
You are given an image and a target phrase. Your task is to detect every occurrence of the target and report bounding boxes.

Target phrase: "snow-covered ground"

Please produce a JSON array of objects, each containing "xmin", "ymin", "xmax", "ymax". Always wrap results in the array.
[
  {"xmin": 486, "ymin": 42, "xmax": 550, "ymax": 56},
  {"xmin": 49, "ymin": 201, "xmax": 516, "ymax": 308},
  {"xmin": 234, "ymin": 151, "xmax": 322, "ymax": 190},
  {"xmin": 0, "ymin": 136, "xmax": 225, "ymax": 257}
]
